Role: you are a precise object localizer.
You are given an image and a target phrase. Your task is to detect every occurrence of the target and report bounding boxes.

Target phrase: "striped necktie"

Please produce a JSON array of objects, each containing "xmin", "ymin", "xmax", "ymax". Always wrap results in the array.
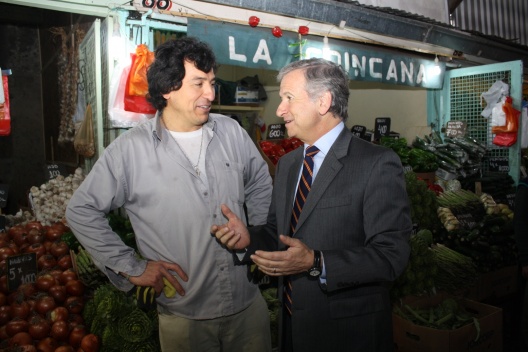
[{"xmin": 284, "ymin": 145, "xmax": 319, "ymax": 315}]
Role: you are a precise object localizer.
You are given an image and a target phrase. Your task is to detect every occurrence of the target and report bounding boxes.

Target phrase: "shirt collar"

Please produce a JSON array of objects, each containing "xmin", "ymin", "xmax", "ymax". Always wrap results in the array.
[{"xmin": 306, "ymin": 122, "xmax": 345, "ymax": 156}]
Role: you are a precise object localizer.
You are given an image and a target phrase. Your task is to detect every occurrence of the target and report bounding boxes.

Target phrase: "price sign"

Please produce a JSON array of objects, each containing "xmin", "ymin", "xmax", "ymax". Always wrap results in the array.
[
  {"xmin": 445, "ymin": 121, "xmax": 467, "ymax": 138},
  {"xmin": 488, "ymin": 157, "xmax": 509, "ymax": 172},
  {"xmin": 456, "ymin": 213, "xmax": 478, "ymax": 230},
  {"xmin": 7, "ymin": 253, "xmax": 37, "ymax": 291},
  {"xmin": 351, "ymin": 125, "xmax": 366, "ymax": 139},
  {"xmin": 374, "ymin": 117, "xmax": 391, "ymax": 141},
  {"xmin": 267, "ymin": 124, "xmax": 285, "ymax": 140},
  {"xmin": 45, "ymin": 163, "xmax": 69, "ymax": 180},
  {"xmin": 0, "ymin": 184, "xmax": 8, "ymax": 208}
]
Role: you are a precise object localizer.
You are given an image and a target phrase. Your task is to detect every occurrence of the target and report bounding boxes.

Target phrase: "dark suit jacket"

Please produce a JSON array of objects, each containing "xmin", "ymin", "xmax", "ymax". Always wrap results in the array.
[{"xmin": 247, "ymin": 128, "xmax": 412, "ymax": 352}]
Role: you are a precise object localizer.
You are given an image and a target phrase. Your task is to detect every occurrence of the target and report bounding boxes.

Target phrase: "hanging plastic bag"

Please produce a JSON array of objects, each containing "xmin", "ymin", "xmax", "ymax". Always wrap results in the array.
[
  {"xmin": 493, "ymin": 132, "xmax": 517, "ymax": 147},
  {"xmin": 481, "ymin": 80, "xmax": 509, "ymax": 118},
  {"xmin": 124, "ymin": 50, "xmax": 156, "ymax": 114},
  {"xmin": 522, "ymin": 102, "xmax": 527, "ymax": 148},
  {"xmin": 72, "ymin": 83, "xmax": 86, "ymax": 126},
  {"xmin": 74, "ymin": 104, "xmax": 95, "ymax": 158},
  {"xmin": 128, "ymin": 44, "xmax": 154, "ymax": 97},
  {"xmin": 0, "ymin": 74, "xmax": 11, "ymax": 136},
  {"xmin": 108, "ymin": 62, "xmax": 154, "ymax": 128},
  {"xmin": 491, "ymin": 96, "xmax": 520, "ymax": 134}
]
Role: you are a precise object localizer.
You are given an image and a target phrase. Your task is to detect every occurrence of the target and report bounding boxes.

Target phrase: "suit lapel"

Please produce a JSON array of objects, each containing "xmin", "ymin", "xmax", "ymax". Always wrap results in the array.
[{"xmin": 293, "ymin": 130, "xmax": 352, "ymax": 233}]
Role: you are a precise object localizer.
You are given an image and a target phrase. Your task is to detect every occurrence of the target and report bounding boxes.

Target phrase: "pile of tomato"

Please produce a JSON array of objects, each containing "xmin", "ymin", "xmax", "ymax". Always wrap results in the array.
[
  {"xmin": 0, "ymin": 221, "xmax": 100, "ymax": 352},
  {"xmin": 259, "ymin": 137, "xmax": 303, "ymax": 165}
]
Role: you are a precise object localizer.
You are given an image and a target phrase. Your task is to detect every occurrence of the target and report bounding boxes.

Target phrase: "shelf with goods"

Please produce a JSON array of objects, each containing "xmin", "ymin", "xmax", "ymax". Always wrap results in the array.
[{"xmin": 387, "ymin": 133, "xmax": 521, "ymax": 351}]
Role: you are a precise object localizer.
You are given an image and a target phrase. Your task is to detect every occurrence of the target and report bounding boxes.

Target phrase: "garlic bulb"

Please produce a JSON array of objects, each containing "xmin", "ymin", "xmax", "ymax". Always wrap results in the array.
[{"xmin": 29, "ymin": 168, "xmax": 86, "ymax": 226}]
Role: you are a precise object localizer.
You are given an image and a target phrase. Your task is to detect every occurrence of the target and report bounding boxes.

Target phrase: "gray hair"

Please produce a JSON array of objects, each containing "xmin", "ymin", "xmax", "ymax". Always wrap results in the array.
[{"xmin": 277, "ymin": 58, "xmax": 349, "ymax": 121}]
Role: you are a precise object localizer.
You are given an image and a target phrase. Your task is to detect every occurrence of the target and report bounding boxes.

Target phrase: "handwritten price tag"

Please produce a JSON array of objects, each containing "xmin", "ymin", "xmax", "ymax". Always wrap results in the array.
[
  {"xmin": 374, "ymin": 117, "xmax": 391, "ymax": 141},
  {"xmin": 445, "ymin": 121, "xmax": 467, "ymax": 138},
  {"xmin": 7, "ymin": 253, "xmax": 37, "ymax": 291},
  {"xmin": 267, "ymin": 124, "xmax": 285, "ymax": 140}
]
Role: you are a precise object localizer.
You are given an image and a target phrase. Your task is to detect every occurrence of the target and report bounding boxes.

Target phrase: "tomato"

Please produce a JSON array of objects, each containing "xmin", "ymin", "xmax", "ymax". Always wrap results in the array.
[
  {"xmin": 35, "ymin": 274, "xmax": 57, "ymax": 292},
  {"xmin": 49, "ymin": 306, "xmax": 69, "ymax": 322},
  {"xmin": 50, "ymin": 241, "xmax": 69, "ymax": 258},
  {"xmin": 37, "ymin": 254, "xmax": 57, "ymax": 271},
  {"xmin": 6, "ymin": 318, "xmax": 30, "ymax": 336},
  {"xmin": 80, "ymin": 333, "xmax": 100, "ymax": 352},
  {"xmin": 48, "ymin": 285, "xmax": 67, "ymax": 303},
  {"xmin": 68, "ymin": 325, "xmax": 87, "ymax": 348},
  {"xmin": 8, "ymin": 331, "xmax": 33, "ymax": 347},
  {"xmin": 17, "ymin": 283, "xmax": 36, "ymax": 299},
  {"xmin": 65, "ymin": 280, "xmax": 85, "ymax": 297},
  {"xmin": 13, "ymin": 231, "xmax": 30, "ymax": 247},
  {"xmin": 27, "ymin": 228, "xmax": 45, "ymax": 244},
  {"xmin": 59, "ymin": 269, "xmax": 78, "ymax": 285},
  {"xmin": 45, "ymin": 224, "xmax": 67, "ymax": 242},
  {"xmin": 0, "ymin": 291, "xmax": 7, "ymax": 308},
  {"xmin": 7, "ymin": 225, "xmax": 26, "ymax": 240},
  {"xmin": 28, "ymin": 315, "xmax": 51, "ymax": 340},
  {"xmin": 50, "ymin": 319, "xmax": 70, "ymax": 341},
  {"xmin": 36, "ymin": 336, "xmax": 58, "ymax": 352},
  {"xmin": 0, "ymin": 246, "xmax": 16, "ymax": 261},
  {"xmin": 25, "ymin": 242, "xmax": 46, "ymax": 259},
  {"xmin": 11, "ymin": 300, "xmax": 30, "ymax": 320},
  {"xmin": 64, "ymin": 296, "xmax": 84, "ymax": 314},
  {"xmin": 55, "ymin": 346, "xmax": 74, "ymax": 352},
  {"xmin": 57, "ymin": 254, "xmax": 73, "ymax": 270},
  {"xmin": 0, "ymin": 304, "xmax": 12, "ymax": 325},
  {"xmin": 0, "ymin": 324, "xmax": 8, "ymax": 340},
  {"xmin": 67, "ymin": 313, "xmax": 84, "ymax": 327},
  {"xmin": 25, "ymin": 221, "xmax": 43, "ymax": 232},
  {"xmin": 34, "ymin": 295, "xmax": 56, "ymax": 316},
  {"xmin": 48, "ymin": 268, "xmax": 64, "ymax": 282}
]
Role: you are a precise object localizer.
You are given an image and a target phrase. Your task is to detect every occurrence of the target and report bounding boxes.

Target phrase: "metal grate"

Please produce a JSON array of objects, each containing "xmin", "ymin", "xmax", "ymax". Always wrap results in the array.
[{"xmin": 449, "ymin": 70, "xmax": 511, "ymax": 174}]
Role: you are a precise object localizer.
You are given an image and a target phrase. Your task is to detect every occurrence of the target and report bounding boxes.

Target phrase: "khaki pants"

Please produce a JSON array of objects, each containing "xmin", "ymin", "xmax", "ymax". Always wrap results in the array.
[{"xmin": 159, "ymin": 294, "xmax": 271, "ymax": 352}]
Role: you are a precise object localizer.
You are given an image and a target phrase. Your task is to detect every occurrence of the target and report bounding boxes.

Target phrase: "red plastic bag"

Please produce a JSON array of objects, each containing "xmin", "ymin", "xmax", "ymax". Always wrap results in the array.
[
  {"xmin": 493, "ymin": 132, "xmax": 517, "ymax": 147},
  {"xmin": 0, "ymin": 75, "xmax": 11, "ymax": 136},
  {"xmin": 124, "ymin": 52, "xmax": 156, "ymax": 114}
]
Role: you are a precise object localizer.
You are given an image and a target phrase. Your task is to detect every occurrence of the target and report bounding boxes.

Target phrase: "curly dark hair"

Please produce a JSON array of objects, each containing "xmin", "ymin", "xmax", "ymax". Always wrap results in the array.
[{"xmin": 146, "ymin": 37, "xmax": 217, "ymax": 111}]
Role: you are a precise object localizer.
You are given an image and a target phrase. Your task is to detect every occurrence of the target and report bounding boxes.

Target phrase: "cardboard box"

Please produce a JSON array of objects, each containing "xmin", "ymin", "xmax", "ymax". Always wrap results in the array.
[
  {"xmin": 475, "ymin": 265, "xmax": 519, "ymax": 301},
  {"xmin": 393, "ymin": 294, "xmax": 503, "ymax": 352},
  {"xmin": 235, "ymin": 86, "xmax": 259, "ymax": 104}
]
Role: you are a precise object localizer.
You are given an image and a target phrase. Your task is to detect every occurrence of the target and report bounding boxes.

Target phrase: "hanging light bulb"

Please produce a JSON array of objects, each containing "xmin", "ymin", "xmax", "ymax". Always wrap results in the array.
[
  {"xmin": 323, "ymin": 36, "xmax": 331, "ymax": 60},
  {"xmin": 432, "ymin": 56, "xmax": 441, "ymax": 76}
]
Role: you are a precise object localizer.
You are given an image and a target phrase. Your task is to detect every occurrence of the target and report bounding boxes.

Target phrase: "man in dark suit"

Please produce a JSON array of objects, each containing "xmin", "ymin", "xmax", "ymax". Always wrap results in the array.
[{"xmin": 212, "ymin": 58, "xmax": 411, "ymax": 352}]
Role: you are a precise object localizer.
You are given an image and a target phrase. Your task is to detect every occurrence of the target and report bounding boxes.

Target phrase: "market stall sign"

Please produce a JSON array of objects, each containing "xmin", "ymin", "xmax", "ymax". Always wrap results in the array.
[
  {"xmin": 0, "ymin": 184, "xmax": 8, "ymax": 208},
  {"xmin": 267, "ymin": 124, "xmax": 285, "ymax": 140},
  {"xmin": 188, "ymin": 19, "xmax": 444, "ymax": 89},
  {"xmin": 7, "ymin": 253, "xmax": 37, "ymax": 292}
]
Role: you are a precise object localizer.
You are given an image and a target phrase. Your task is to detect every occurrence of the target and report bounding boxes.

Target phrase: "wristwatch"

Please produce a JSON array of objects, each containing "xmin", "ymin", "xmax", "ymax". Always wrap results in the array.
[{"xmin": 308, "ymin": 250, "xmax": 322, "ymax": 277}]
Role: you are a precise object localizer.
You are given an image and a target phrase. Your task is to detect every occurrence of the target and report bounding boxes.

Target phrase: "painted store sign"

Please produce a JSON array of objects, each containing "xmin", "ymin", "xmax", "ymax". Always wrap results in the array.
[{"xmin": 188, "ymin": 19, "xmax": 444, "ymax": 89}]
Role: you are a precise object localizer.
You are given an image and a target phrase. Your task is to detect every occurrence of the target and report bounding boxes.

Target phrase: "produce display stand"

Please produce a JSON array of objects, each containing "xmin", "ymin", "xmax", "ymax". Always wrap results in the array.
[{"xmin": 393, "ymin": 293, "xmax": 503, "ymax": 352}]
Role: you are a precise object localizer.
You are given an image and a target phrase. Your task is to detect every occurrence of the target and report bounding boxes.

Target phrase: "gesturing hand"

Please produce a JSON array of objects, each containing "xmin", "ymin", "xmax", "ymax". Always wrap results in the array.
[{"xmin": 210, "ymin": 204, "xmax": 250, "ymax": 250}]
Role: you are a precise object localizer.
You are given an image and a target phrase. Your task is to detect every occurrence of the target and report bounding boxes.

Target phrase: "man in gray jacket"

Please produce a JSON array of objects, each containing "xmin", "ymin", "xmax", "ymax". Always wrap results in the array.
[{"xmin": 66, "ymin": 37, "xmax": 273, "ymax": 352}]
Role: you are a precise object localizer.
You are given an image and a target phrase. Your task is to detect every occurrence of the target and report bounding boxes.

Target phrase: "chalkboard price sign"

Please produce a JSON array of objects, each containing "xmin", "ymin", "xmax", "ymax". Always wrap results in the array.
[
  {"xmin": 267, "ymin": 124, "xmax": 285, "ymax": 140},
  {"xmin": 374, "ymin": 117, "xmax": 391, "ymax": 140},
  {"xmin": 445, "ymin": 121, "xmax": 467, "ymax": 138},
  {"xmin": 351, "ymin": 125, "xmax": 366, "ymax": 138},
  {"xmin": 488, "ymin": 157, "xmax": 509, "ymax": 172},
  {"xmin": 7, "ymin": 253, "xmax": 37, "ymax": 291},
  {"xmin": 0, "ymin": 184, "xmax": 8, "ymax": 208},
  {"xmin": 45, "ymin": 163, "xmax": 69, "ymax": 180}
]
